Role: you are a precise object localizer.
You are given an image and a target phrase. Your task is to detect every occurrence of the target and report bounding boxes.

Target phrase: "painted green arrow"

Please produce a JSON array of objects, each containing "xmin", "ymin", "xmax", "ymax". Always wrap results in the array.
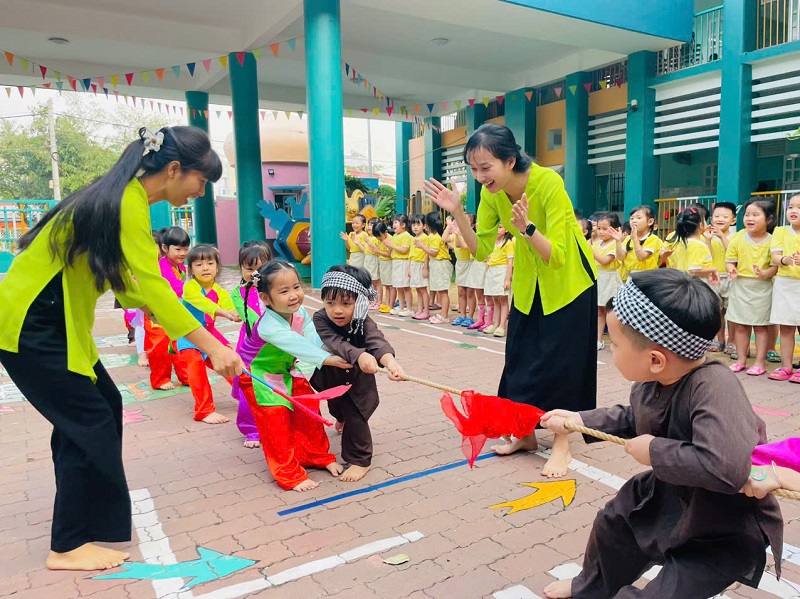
[{"xmin": 94, "ymin": 547, "xmax": 256, "ymax": 588}]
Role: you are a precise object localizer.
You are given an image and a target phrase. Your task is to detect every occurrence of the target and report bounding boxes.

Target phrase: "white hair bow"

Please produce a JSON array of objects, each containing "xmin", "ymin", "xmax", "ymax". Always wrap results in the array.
[{"xmin": 141, "ymin": 129, "xmax": 164, "ymax": 156}]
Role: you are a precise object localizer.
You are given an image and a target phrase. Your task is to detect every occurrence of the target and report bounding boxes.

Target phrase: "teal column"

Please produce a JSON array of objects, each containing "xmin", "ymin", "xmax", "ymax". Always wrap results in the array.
[
  {"xmin": 424, "ymin": 116, "xmax": 442, "ymax": 199},
  {"xmin": 229, "ymin": 51, "xmax": 265, "ymax": 245},
  {"xmin": 565, "ymin": 72, "xmax": 593, "ymax": 215},
  {"xmin": 504, "ymin": 88, "xmax": 536, "ymax": 157},
  {"xmin": 395, "ymin": 121, "xmax": 411, "ymax": 216},
  {"xmin": 185, "ymin": 91, "xmax": 217, "ymax": 245},
  {"xmin": 305, "ymin": 0, "xmax": 345, "ymax": 286},
  {"xmin": 718, "ymin": 0, "xmax": 756, "ymax": 217},
  {"xmin": 465, "ymin": 103, "xmax": 487, "ymax": 213},
  {"xmin": 625, "ymin": 51, "xmax": 659, "ymax": 215},
  {"xmin": 149, "ymin": 203, "xmax": 171, "ymax": 230}
]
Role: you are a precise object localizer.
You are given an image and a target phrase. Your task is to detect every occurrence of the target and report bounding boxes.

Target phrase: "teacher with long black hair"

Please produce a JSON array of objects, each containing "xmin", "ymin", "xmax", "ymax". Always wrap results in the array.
[
  {"xmin": 0, "ymin": 127, "xmax": 243, "ymax": 571},
  {"xmin": 425, "ymin": 123, "xmax": 597, "ymax": 476}
]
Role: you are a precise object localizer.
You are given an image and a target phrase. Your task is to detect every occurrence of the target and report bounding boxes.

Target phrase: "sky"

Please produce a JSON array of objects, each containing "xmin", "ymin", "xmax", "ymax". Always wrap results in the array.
[{"xmin": 0, "ymin": 87, "xmax": 397, "ymax": 194}]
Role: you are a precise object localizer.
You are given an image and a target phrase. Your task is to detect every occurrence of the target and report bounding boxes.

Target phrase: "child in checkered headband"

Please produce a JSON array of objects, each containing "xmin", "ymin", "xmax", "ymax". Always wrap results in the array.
[{"xmin": 538, "ymin": 269, "xmax": 782, "ymax": 599}]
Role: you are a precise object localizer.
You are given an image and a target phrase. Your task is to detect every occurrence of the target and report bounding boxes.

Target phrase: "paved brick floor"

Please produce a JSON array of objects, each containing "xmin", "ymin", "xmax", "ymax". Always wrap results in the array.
[{"xmin": 1, "ymin": 267, "xmax": 799, "ymax": 598}]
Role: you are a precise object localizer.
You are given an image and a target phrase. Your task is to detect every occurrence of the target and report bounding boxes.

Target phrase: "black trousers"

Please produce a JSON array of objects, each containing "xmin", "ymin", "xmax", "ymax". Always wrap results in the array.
[
  {"xmin": 327, "ymin": 395, "xmax": 373, "ymax": 467},
  {"xmin": 0, "ymin": 276, "xmax": 131, "ymax": 552}
]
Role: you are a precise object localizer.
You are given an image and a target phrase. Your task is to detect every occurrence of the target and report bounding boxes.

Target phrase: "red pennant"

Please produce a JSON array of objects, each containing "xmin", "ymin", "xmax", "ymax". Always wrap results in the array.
[
  {"xmin": 360, "ymin": 108, "xmax": 368, "ymax": 113},
  {"xmin": 554, "ymin": 86, "xmax": 563, "ymax": 98},
  {"xmin": 227, "ymin": 110, "xmax": 233, "ymax": 119},
  {"xmin": 583, "ymin": 82, "xmax": 593, "ymax": 94},
  {"xmin": 91, "ymin": 84, "xmax": 97, "ymax": 94},
  {"xmin": 235, "ymin": 52, "xmax": 245, "ymax": 67},
  {"xmin": 387, "ymin": 106, "xmax": 394, "ymax": 116},
  {"xmin": 270, "ymin": 43, "xmax": 280, "ymax": 57},
  {"xmin": 39, "ymin": 64, "xmax": 47, "ymax": 79},
  {"xmin": 260, "ymin": 110, "xmax": 266, "ymax": 120},
  {"xmin": 468, "ymin": 98, "xmax": 476, "ymax": 108},
  {"xmin": 131, "ymin": 96, "xmax": 137, "ymax": 106},
  {"xmin": 43, "ymin": 83, "xmax": 51, "ymax": 89},
  {"xmin": 496, "ymin": 95, "xmax": 504, "ymax": 106},
  {"xmin": 192, "ymin": 108, "xmax": 197, "ymax": 119},
  {"xmin": 67, "ymin": 76, "xmax": 77, "ymax": 91},
  {"xmin": 525, "ymin": 91, "xmax": 533, "ymax": 102},
  {"xmin": 125, "ymin": 73, "xmax": 134, "ymax": 85},
  {"xmin": 155, "ymin": 68, "xmax": 165, "ymax": 81},
  {"xmin": 17, "ymin": 86, "xmax": 24, "ymax": 98},
  {"xmin": 4, "ymin": 51, "xmax": 13, "ymax": 66}
]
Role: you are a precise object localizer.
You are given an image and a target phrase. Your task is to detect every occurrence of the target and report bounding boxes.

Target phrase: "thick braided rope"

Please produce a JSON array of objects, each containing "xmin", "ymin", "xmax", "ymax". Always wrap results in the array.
[{"xmin": 377, "ymin": 367, "xmax": 462, "ymax": 394}]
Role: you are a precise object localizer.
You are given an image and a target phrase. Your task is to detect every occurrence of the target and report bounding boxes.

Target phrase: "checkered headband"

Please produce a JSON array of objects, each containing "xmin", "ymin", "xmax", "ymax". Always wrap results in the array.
[
  {"xmin": 320, "ymin": 271, "xmax": 378, "ymax": 335},
  {"xmin": 613, "ymin": 279, "xmax": 712, "ymax": 360}
]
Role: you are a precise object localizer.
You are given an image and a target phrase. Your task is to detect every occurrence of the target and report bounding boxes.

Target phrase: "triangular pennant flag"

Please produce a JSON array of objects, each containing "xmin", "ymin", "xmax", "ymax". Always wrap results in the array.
[
  {"xmin": 260, "ymin": 110, "xmax": 265, "ymax": 120},
  {"xmin": 20, "ymin": 58, "xmax": 29, "ymax": 71},
  {"xmin": 39, "ymin": 64, "xmax": 47, "ymax": 79},
  {"xmin": 111, "ymin": 75, "xmax": 118, "ymax": 88},
  {"xmin": 554, "ymin": 86, "xmax": 564, "ymax": 98},
  {"xmin": 187, "ymin": 62, "xmax": 196, "ymax": 77},
  {"xmin": 496, "ymin": 95, "xmax": 505, "ymax": 106},
  {"xmin": 4, "ymin": 51, "xmax": 13, "ymax": 67},
  {"xmin": 150, "ymin": 100, "xmax": 154, "ymax": 110},
  {"xmin": 284, "ymin": 111, "xmax": 291, "ymax": 120},
  {"xmin": 125, "ymin": 73, "xmax": 134, "ymax": 86},
  {"xmin": 82, "ymin": 78, "xmax": 91, "ymax": 91},
  {"xmin": 525, "ymin": 91, "xmax": 533, "ymax": 102},
  {"xmin": 297, "ymin": 110, "xmax": 304, "ymax": 118},
  {"xmin": 97, "ymin": 76, "xmax": 104, "ymax": 89},
  {"xmin": 567, "ymin": 85, "xmax": 576, "ymax": 96},
  {"xmin": 345, "ymin": 64, "xmax": 350, "ymax": 77},
  {"xmin": 216, "ymin": 110, "xmax": 221, "ymax": 119},
  {"xmin": 228, "ymin": 110, "xmax": 234, "ymax": 119},
  {"xmin": 171, "ymin": 65, "xmax": 181, "ymax": 78},
  {"xmin": 103, "ymin": 87, "xmax": 109, "ymax": 97},
  {"xmin": 165, "ymin": 104, "xmax": 170, "ymax": 114},
  {"xmin": 151, "ymin": 68, "xmax": 162, "ymax": 82},
  {"xmin": 615, "ymin": 77, "xmax": 623, "ymax": 88},
  {"xmin": 441, "ymin": 102, "xmax": 448, "ymax": 110},
  {"xmin": 235, "ymin": 52, "xmax": 245, "ymax": 67},
  {"xmin": 413, "ymin": 105, "xmax": 420, "ymax": 114},
  {"xmin": 56, "ymin": 81, "xmax": 64, "ymax": 92},
  {"xmin": 29, "ymin": 86, "xmax": 36, "ymax": 96},
  {"xmin": 67, "ymin": 76, "xmax": 77, "ymax": 91},
  {"xmin": 4, "ymin": 87, "xmax": 11, "ymax": 98},
  {"xmin": 468, "ymin": 98, "xmax": 476, "ymax": 108},
  {"xmin": 180, "ymin": 107, "xmax": 184, "ymax": 116},
  {"xmin": 373, "ymin": 108, "xmax": 380, "ymax": 116},
  {"xmin": 455, "ymin": 100, "xmax": 462, "ymax": 109},
  {"xmin": 482, "ymin": 97, "xmax": 490, "ymax": 107},
  {"xmin": 387, "ymin": 106, "xmax": 394, "ymax": 116},
  {"xmin": 54, "ymin": 71, "xmax": 61, "ymax": 81},
  {"xmin": 599, "ymin": 80, "xmax": 608, "ymax": 89},
  {"xmin": 219, "ymin": 56, "xmax": 228, "ymax": 69},
  {"xmin": 91, "ymin": 84, "xmax": 97, "ymax": 94},
  {"xmin": 361, "ymin": 108, "xmax": 368, "ymax": 113},
  {"xmin": 131, "ymin": 96, "xmax": 137, "ymax": 106},
  {"xmin": 17, "ymin": 86, "xmax": 24, "ymax": 97},
  {"xmin": 253, "ymin": 48, "xmax": 261, "ymax": 61},
  {"xmin": 287, "ymin": 38, "xmax": 296, "ymax": 51},
  {"xmin": 583, "ymin": 82, "xmax": 592, "ymax": 94},
  {"xmin": 203, "ymin": 110, "xmax": 208, "ymax": 118},
  {"xmin": 270, "ymin": 43, "xmax": 280, "ymax": 57},
  {"xmin": 346, "ymin": 109, "xmax": 353, "ymax": 117},
  {"xmin": 141, "ymin": 71, "xmax": 150, "ymax": 83},
  {"xmin": 202, "ymin": 59, "xmax": 212, "ymax": 73},
  {"xmin": 43, "ymin": 82, "xmax": 51, "ymax": 89},
  {"xmin": 426, "ymin": 103, "xmax": 435, "ymax": 114}
]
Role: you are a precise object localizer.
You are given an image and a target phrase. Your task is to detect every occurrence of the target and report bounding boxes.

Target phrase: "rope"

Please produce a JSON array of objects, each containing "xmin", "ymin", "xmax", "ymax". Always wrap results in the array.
[{"xmin": 377, "ymin": 367, "xmax": 462, "ymax": 395}]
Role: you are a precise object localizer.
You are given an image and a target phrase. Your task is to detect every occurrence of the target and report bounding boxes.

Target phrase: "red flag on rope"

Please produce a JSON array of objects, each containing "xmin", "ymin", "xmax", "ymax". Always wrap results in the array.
[{"xmin": 440, "ymin": 391, "xmax": 544, "ymax": 467}]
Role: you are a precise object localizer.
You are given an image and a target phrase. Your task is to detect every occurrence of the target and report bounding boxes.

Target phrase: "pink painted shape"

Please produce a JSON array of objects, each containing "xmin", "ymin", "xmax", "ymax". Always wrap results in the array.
[
  {"xmin": 752, "ymin": 406, "xmax": 793, "ymax": 417},
  {"xmin": 123, "ymin": 409, "xmax": 147, "ymax": 425},
  {"xmin": 0, "ymin": 406, "xmax": 14, "ymax": 413}
]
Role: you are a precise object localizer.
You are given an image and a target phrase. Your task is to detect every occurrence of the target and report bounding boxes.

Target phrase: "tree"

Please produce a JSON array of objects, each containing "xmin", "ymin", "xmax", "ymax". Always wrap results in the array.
[
  {"xmin": 377, "ymin": 184, "xmax": 396, "ymax": 200},
  {"xmin": 345, "ymin": 174, "xmax": 370, "ymax": 195}
]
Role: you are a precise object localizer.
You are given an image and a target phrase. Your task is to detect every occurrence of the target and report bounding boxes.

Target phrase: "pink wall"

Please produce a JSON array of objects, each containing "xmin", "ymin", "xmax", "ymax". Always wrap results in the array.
[
  {"xmin": 262, "ymin": 162, "xmax": 309, "ymax": 238},
  {"xmin": 215, "ymin": 197, "xmax": 240, "ymax": 266}
]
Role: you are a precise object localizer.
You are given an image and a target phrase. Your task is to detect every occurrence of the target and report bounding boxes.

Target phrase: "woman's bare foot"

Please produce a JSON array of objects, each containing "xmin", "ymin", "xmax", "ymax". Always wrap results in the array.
[
  {"xmin": 46, "ymin": 544, "xmax": 130, "ymax": 571},
  {"xmin": 544, "ymin": 579, "xmax": 573, "ymax": 598},
  {"xmin": 243, "ymin": 440, "xmax": 261, "ymax": 449},
  {"xmin": 201, "ymin": 412, "xmax": 229, "ymax": 424},
  {"xmin": 157, "ymin": 382, "xmax": 176, "ymax": 390},
  {"xmin": 339, "ymin": 465, "xmax": 369, "ymax": 482},
  {"xmin": 541, "ymin": 434, "xmax": 572, "ymax": 478},
  {"xmin": 293, "ymin": 479, "xmax": 319, "ymax": 492},
  {"xmin": 137, "ymin": 353, "xmax": 148, "ymax": 368},
  {"xmin": 326, "ymin": 462, "xmax": 345, "ymax": 477},
  {"xmin": 335, "ymin": 420, "xmax": 344, "ymax": 434},
  {"xmin": 492, "ymin": 433, "xmax": 538, "ymax": 456}
]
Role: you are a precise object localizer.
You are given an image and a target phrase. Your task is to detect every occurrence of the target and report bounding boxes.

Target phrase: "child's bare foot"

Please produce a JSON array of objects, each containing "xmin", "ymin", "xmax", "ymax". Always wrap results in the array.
[
  {"xmin": 541, "ymin": 434, "xmax": 572, "ymax": 478},
  {"xmin": 326, "ymin": 462, "xmax": 345, "ymax": 477},
  {"xmin": 492, "ymin": 433, "xmax": 538, "ymax": 455},
  {"xmin": 339, "ymin": 465, "xmax": 369, "ymax": 482},
  {"xmin": 293, "ymin": 479, "xmax": 319, "ymax": 492},
  {"xmin": 46, "ymin": 544, "xmax": 130, "ymax": 571},
  {"xmin": 544, "ymin": 579, "xmax": 573, "ymax": 598},
  {"xmin": 201, "ymin": 412, "xmax": 229, "ymax": 424},
  {"xmin": 137, "ymin": 353, "xmax": 148, "ymax": 368},
  {"xmin": 157, "ymin": 382, "xmax": 176, "ymax": 390},
  {"xmin": 335, "ymin": 420, "xmax": 344, "ymax": 434},
  {"xmin": 243, "ymin": 440, "xmax": 261, "ymax": 449}
]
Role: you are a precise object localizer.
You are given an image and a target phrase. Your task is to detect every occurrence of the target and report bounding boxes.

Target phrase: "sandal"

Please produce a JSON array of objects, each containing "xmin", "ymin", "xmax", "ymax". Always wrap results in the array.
[
  {"xmin": 451, "ymin": 316, "xmax": 465, "ymax": 326},
  {"xmin": 769, "ymin": 367, "xmax": 793, "ymax": 381},
  {"xmin": 412, "ymin": 312, "xmax": 430, "ymax": 320},
  {"xmin": 708, "ymin": 341, "xmax": 724, "ymax": 353},
  {"xmin": 746, "ymin": 365, "xmax": 766, "ymax": 376},
  {"xmin": 789, "ymin": 371, "xmax": 800, "ymax": 384},
  {"xmin": 723, "ymin": 343, "xmax": 736, "ymax": 354},
  {"xmin": 767, "ymin": 351, "xmax": 782, "ymax": 363},
  {"xmin": 730, "ymin": 363, "xmax": 746, "ymax": 373}
]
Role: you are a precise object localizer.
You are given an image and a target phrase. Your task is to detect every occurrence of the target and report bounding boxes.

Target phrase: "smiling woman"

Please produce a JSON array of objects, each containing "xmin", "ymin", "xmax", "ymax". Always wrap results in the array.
[
  {"xmin": 425, "ymin": 123, "xmax": 597, "ymax": 478},
  {"xmin": 0, "ymin": 125, "xmax": 243, "ymax": 573}
]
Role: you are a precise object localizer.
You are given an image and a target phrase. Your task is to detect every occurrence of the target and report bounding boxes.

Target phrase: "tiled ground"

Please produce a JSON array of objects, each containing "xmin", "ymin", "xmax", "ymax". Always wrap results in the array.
[{"xmin": 1, "ymin": 267, "xmax": 799, "ymax": 599}]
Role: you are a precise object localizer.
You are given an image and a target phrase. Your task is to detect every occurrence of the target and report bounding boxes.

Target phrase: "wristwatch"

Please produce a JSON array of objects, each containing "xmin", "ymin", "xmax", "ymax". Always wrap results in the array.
[{"xmin": 525, "ymin": 222, "xmax": 537, "ymax": 237}]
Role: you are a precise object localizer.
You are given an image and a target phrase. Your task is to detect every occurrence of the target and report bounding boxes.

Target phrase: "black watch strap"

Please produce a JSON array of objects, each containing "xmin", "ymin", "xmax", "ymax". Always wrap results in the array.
[{"xmin": 525, "ymin": 222, "xmax": 536, "ymax": 237}]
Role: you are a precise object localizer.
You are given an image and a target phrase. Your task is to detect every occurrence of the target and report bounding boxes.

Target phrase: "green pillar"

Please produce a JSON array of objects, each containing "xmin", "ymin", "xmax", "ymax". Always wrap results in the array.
[
  {"xmin": 395, "ymin": 121, "xmax": 411, "ymax": 216},
  {"xmin": 504, "ymin": 88, "xmax": 536, "ymax": 157},
  {"xmin": 424, "ymin": 116, "xmax": 442, "ymax": 196},
  {"xmin": 718, "ymin": 0, "xmax": 756, "ymax": 215},
  {"xmin": 465, "ymin": 103, "xmax": 487, "ymax": 213},
  {"xmin": 565, "ymin": 72, "xmax": 593, "ymax": 215},
  {"xmin": 149, "ymin": 203, "xmax": 171, "ymax": 231},
  {"xmin": 305, "ymin": 0, "xmax": 345, "ymax": 286},
  {"xmin": 625, "ymin": 51, "xmax": 659, "ymax": 215},
  {"xmin": 229, "ymin": 51, "xmax": 265, "ymax": 244},
  {"xmin": 185, "ymin": 91, "xmax": 217, "ymax": 245}
]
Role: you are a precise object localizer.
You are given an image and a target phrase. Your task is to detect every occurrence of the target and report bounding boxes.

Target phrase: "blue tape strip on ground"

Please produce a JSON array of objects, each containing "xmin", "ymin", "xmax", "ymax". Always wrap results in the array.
[{"xmin": 277, "ymin": 452, "xmax": 499, "ymax": 517}]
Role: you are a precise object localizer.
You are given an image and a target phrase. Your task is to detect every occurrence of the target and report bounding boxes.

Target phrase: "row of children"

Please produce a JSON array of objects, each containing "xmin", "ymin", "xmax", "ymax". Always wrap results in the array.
[
  {"xmin": 341, "ymin": 211, "xmax": 515, "ymax": 336},
  {"xmin": 587, "ymin": 195, "xmax": 800, "ymax": 382},
  {"xmin": 127, "ymin": 226, "xmax": 405, "ymax": 489}
]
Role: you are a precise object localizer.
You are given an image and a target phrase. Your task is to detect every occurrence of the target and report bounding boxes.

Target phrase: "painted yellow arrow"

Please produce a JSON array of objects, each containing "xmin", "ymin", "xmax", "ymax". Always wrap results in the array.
[{"xmin": 490, "ymin": 480, "xmax": 577, "ymax": 514}]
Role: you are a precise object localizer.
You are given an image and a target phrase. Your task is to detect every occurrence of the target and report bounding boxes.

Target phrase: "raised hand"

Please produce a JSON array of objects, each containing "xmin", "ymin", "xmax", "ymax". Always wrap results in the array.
[
  {"xmin": 609, "ymin": 227, "xmax": 623, "ymax": 241},
  {"xmin": 510, "ymin": 193, "xmax": 530, "ymax": 233},
  {"xmin": 423, "ymin": 178, "xmax": 461, "ymax": 213}
]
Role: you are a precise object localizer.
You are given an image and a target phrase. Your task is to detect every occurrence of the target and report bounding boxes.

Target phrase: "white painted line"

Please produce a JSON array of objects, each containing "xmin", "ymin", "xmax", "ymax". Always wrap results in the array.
[
  {"xmin": 130, "ymin": 488, "xmax": 195, "ymax": 599},
  {"xmin": 758, "ymin": 570, "xmax": 800, "ymax": 598},
  {"xmin": 534, "ymin": 450, "xmax": 628, "ymax": 491},
  {"xmin": 190, "ymin": 531, "xmax": 426, "ymax": 599},
  {"xmin": 493, "ymin": 584, "xmax": 542, "ymax": 599},
  {"xmin": 548, "ymin": 563, "xmax": 582, "ymax": 580}
]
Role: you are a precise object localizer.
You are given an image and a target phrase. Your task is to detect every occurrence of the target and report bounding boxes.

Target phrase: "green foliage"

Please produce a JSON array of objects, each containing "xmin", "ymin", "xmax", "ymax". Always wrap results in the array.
[
  {"xmin": 345, "ymin": 174, "xmax": 370, "ymax": 195},
  {"xmin": 375, "ymin": 195, "xmax": 396, "ymax": 219},
  {"xmin": 460, "ymin": 192, "xmax": 467, "ymax": 209},
  {"xmin": 377, "ymin": 184, "xmax": 396, "ymax": 199}
]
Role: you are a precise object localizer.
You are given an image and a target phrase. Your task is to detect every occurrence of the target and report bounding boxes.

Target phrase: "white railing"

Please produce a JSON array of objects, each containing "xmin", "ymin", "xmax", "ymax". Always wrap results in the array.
[
  {"xmin": 656, "ymin": 5, "xmax": 724, "ymax": 75},
  {"xmin": 751, "ymin": 189, "xmax": 800, "ymax": 225}
]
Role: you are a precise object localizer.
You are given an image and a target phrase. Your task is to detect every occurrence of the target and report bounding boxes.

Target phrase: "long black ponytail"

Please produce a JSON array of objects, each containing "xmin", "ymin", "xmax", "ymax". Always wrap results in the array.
[{"xmin": 17, "ymin": 126, "xmax": 222, "ymax": 293}]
